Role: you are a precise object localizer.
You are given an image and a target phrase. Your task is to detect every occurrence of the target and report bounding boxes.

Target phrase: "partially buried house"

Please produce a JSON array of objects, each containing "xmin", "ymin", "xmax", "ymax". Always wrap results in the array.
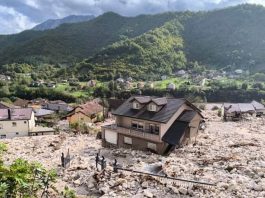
[{"xmin": 101, "ymin": 96, "xmax": 204, "ymax": 155}]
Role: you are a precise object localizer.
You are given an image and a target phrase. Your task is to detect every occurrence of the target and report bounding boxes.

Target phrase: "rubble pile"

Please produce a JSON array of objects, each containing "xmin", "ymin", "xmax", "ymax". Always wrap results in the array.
[{"xmin": 1, "ymin": 105, "xmax": 265, "ymax": 197}]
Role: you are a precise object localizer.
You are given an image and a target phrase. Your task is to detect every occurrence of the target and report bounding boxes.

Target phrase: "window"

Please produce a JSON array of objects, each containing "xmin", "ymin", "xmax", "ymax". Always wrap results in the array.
[
  {"xmin": 124, "ymin": 137, "xmax": 132, "ymax": 144},
  {"xmin": 12, "ymin": 122, "xmax": 17, "ymax": 127},
  {"xmin": 131, "ymin": 122, "xmax": 138, "ymax": 129},
  {"xmin": 148, "ymin": 104, "xmax": 156, "ymax": 111},
  {"xmin": 131, "ymin": 121, "xmax": 144, "ymax": 131},
  {"xmin": 133, "ymin": 102, "xmax": 140, "ymax": 109},
  {"xmin": 0, "ymin": 135, "xmax": 6, "ymax": 139},
  {"xmin": 16, "ymin": 132, "xmax": 19, "ymax": 135},
  {"xmin": 147, "ymin": 142, "xmax": 157, "ymax": 151},
  {"xmin": 24, "ymin": 121, "xmax": 27, "ymax": 124},
  {"xmin": 149, "ymin": 124, "xmax": 160, "ymax": 134}
]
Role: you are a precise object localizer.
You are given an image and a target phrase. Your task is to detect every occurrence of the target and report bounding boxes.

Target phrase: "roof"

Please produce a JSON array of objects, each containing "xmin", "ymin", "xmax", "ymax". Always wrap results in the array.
[
  {"xmin": 162, "ymin": 121, "xmax": 189, "ymax": 146},
  {"xmin": 108, "ymin": 99, "xmax": 125, "ymax": 111},
  {"xmin": 113, "ymin": 96, "xmax": 193, "ymax": 123},
  {"xmin": 49, "ymin": 100, "xmax": 67, "ymax": 104},
  {"xmin": 224, "ymin": 103, "xmax": 240, "ymax": 113},
  {"xmin": 34, "ymin": 109, "xmax": 55, "ymax": 117},
  {"xmin": 0, "ymin": 108, "xmax": 33, "ymax": 121},
  {"xmin": 151, "ymin": 97, "xmax": 167, "ymax": 106},
  {"xmin": 238, "ymin": 103, "xmax": 255, "ymax": 113},
  {"xmin": 224, "ymin": 103, "xmax": 256, "ymax": 113},
  {"xmin": 13, "ymin": 98, "xmax": 29, "ymax": 107},
  {"xmin": 178, "ymin": 110, "xmax": 197, "ymax": 122},
  {"xmin": 68, "ymin": 101, "xmax": 103, "ymax": 117},
  {"xmin": 130, "ymin": 96, "xmax": 151, "ymax": 104},
  {"xmin": 251, "ymin": 100, "xmax": 265, "ymax": 110},
  {"xmin": 0, "ymin": 101, "xmax": 15, "ymax": 109}
]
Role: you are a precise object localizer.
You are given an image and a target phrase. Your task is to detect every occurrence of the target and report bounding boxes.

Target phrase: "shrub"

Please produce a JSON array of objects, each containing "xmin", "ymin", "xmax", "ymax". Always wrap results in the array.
[
  {"xmin": 199, "ymin": 104, "xmax": 206, "ymax": 110},
  {"xmin": 211, "ymin": 105, "xmax": 219, "ymax": 111}
]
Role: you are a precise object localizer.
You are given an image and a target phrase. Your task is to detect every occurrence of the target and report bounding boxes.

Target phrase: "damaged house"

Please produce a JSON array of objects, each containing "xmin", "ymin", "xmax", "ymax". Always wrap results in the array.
[
  {"xmin": 222, "ymin": 100, "xmax": 265, "ymax": 121},
  {"xmin": 101, "ymin": 96, "xmax": 204, "ymax": 155}
]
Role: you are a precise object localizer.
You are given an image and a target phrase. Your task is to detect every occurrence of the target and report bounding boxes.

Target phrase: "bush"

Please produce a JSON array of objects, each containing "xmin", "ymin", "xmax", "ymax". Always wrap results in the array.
[
  {"xmin": 211, "ymin": 105, "xmax": 219, "ymax": 111},
  {"xmin": 199, "ymin": 104, "xmax": 206, "ymax": 110}
]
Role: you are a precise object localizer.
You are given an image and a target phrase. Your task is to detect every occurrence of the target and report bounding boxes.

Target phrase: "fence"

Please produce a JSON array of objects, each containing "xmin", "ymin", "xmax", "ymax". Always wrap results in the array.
[{"xmin": 95, "ymin": 154, "xmax": 216, "ymax": 188}]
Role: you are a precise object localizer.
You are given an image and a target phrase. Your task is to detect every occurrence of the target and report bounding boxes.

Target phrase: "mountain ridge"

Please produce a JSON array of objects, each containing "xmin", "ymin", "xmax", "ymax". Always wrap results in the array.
[{"xmin": 32, "ymin": 15, "xmax": 95, "ymax": 31}]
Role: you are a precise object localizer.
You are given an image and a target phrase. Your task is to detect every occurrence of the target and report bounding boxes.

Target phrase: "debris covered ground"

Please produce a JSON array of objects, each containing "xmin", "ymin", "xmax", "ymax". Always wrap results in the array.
[{"xmin": 2, "ymin": 104, "xmax": 265, "ymax": 197}]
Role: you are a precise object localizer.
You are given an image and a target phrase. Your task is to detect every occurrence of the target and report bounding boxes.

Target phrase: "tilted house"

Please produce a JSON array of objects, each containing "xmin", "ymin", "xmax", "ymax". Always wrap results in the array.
[{"xmin": 101, "ymin": 96, "xmax": 204, "ymax": 155}]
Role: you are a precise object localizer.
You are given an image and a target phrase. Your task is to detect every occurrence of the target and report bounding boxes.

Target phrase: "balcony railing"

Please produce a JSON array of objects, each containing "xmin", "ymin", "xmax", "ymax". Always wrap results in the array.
[{"xmin": 102, "ymin": 124, "xmax": 161, "ymax": 142}]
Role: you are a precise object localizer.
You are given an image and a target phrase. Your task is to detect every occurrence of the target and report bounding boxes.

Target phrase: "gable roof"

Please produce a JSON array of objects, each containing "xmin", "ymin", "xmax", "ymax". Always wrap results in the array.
[
  {"xmin": 13, "ymin": 98, "xmax": 29, "ymax": 107},
  {"xmin": 178, "ymin": 110, "xmax": 197, "ymax": 122},
  {"xmin": 68, "ymin": 101, "xmax": 103, "ymax": 117},
  {"xmin": 0, "ymin": 108, "xmax": 33, "ymax": 121},
  {"xmin": 151, "ymin": 97, "xmax": 167, "ymax": 106},
  {"xmin": 162, "ymin": 121, "xmax": 189, "ymax": 146},
  {"xmin": 113, "ymin": 96, "xmax": 201, "ymax": 123},
  {"xmin": 130, "ymin": 96, "xmax": 151, "ymax": 104}
]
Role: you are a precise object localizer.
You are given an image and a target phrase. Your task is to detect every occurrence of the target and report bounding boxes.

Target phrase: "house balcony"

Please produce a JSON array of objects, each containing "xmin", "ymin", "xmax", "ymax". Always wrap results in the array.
[{"xmin": 102, "ymin": 124, "xmax": 161, "ymax": 142}]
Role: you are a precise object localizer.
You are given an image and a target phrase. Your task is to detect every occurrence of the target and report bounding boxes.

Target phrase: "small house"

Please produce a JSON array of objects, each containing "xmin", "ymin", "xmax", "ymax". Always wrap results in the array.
[
  {"xmin": 101, "ymin": 96, "xmax": 204, "ymax": 155},
  {"xmin": 66, "ymin": 101, "xmax": 103, "ymax": 125},
  {"xmin": 0, "ymin": 108, "xmax": 55, "ymax": 138},
  {"xmin": 42, "ymin": 100, "xmax": 73, "ymax": 112},
  {"xmin": 251, "ymin": 100, "xmax": 265, "ymax": 116}
]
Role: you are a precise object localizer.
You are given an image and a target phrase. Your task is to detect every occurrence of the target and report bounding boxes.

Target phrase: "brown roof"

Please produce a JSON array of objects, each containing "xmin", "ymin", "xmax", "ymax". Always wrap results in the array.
[
  {"xmin": 151, "ymin": 97, "xmax": 167, "ymax": 106},
  {"xmin": 130, "ymin": 96, "xmax": 151, "ymax": 104},
  {"xmin": 13, "ymin": 98, "xmax": 29, "ymax": 107},
  {"xmin": 68, "ymin": 101, "xmax": 103, "ymax": 117},
  {"xmin": 0, "ymin": 108, "xmax": 33, "ymax": 121}
]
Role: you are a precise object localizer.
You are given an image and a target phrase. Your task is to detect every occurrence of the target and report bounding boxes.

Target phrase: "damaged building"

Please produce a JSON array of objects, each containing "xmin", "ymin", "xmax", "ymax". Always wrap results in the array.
[
  {"xmin": 222, "ymin": 100, "xmax": 265, "ymax": 121},
  {"xmin": 101, "ymin": 96, "xmax": 204, "ymax": 155}
]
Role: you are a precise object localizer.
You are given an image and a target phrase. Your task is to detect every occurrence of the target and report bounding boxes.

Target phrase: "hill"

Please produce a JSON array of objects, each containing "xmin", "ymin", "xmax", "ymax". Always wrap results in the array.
[
  {"xmin": 0, "ymin": 12, "xmax": 179, "ymax": 65},
  {"xmin": 1, "ymin": 4, "xmax": 265, "ymax": 73},
  {"xmin": 32, "ymin": 15, "xmax": 95, "ymax": 31}
]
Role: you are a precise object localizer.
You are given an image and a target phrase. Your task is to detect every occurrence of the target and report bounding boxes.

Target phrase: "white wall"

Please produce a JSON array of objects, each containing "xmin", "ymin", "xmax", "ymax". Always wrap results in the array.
[{"xmin": 0, "ymin": 112, "xmax": 35, "ymax": 139}]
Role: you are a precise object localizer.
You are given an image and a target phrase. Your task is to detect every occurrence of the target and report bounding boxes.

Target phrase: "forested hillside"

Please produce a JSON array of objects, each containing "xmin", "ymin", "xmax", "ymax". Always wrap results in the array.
[
  {"xmin": 0, "ymin": 12, "xmax": 179, "ymax": 65},
  {"xmin": 76, "ymin": 19, "xmax": 188, "ymax": 80},
  {"xmin": 0, "ymin": 4, "xmax": 265, "ymax": 73}
]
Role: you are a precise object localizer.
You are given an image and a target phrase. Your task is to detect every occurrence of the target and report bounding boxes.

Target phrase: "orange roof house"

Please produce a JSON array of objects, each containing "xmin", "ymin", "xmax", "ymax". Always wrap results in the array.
[{"xmin": 66, "ymin": 101, "xmax": 103, "ymax": 125}]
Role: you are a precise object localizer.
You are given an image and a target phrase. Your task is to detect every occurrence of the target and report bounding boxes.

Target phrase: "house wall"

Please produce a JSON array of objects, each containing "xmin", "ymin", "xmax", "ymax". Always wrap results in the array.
[
  {"xmin": 0, "ymin": 120, "xmax": 30, "ymax": 138},
  {"xmin": 116, "ymin": 116, "xmax": 161, "ymax": 134},
  {"xmin": 67, "ymin": 112, "xmax": 91, "ymax": 124},
  {"xmin": 102, "ymin": 130, "xmax": 165, "ymax": 154}
]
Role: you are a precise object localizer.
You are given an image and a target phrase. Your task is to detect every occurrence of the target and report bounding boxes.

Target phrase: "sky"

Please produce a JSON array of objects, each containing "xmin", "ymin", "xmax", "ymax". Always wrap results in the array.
[{"xmin": 0, "ymin": 0, "xmax": 264, "ymax": 35}]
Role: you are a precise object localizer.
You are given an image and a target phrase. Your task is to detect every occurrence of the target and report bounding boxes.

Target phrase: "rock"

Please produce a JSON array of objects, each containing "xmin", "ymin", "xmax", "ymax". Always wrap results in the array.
[
  {"xmin": 141, "ymin": 181, "xmax": 148, "ymax": 188},
  {"xmin": 171, "ymin": 186, "xmax": 179, "ymax": 194},
  {"xmin": 100, "ymin": 186, "xmax": 110, "ymax": 194},
  {"xmin": 73, "ymin": 179, "xmax": 81, "ymax": 186},
  {"xmin": 144, "ymin": 189, "xmax": 153, "ymax": 198},
  {"xmin": 178, "ymin": 187, "xmax": 188, "ymax": 195}
]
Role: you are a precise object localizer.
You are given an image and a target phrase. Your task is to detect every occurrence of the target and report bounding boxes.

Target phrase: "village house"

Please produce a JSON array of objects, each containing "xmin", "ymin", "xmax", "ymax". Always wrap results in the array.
[
  {"xmin": 0, "ymin": 108, "xmax": 55, "ymax": 139},
  {"xmin": 66, "ymin": 101, "xmax": 103, "ymax": 125},
  {"xmin": 101, "ymin": 96, "xmax": 204, "ymax": 155},
  {"xmin": 222, "ymin": 101, "xmax": 265, "ymax": 121},
  {"xmin": 42, "ymin": 100, "xmax": 73, "ymax": 112}
]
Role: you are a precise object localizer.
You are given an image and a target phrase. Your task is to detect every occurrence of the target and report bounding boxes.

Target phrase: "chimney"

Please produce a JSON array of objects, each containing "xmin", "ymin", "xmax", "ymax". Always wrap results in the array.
[{"xmin": 7, "ymin": 109, "xmax": 11, "ymax": 120}]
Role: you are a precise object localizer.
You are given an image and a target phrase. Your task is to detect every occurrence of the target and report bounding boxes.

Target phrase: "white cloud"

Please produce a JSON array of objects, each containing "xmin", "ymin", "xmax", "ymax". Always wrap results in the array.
[
  {"xmin": 0, "ymin": 5, "xmax": 36, "ymax": 34},
  {"xmin": 0, "ymin": 0, "xmax": 265, "ymax": 34}
]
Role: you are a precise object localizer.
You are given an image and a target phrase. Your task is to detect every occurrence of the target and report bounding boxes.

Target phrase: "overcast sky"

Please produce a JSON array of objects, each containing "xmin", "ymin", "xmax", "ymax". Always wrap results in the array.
[{"xmin": 0, "ymin": 0, "xmax": 264, "ymax": 35}]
